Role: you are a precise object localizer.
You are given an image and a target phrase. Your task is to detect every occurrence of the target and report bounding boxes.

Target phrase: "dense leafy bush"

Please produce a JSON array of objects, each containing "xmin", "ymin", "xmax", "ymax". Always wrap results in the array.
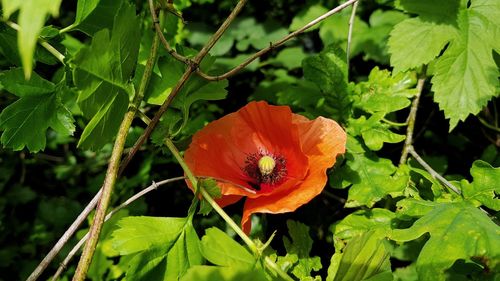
[{"xmin": 0, "ymin": 0, "xmax": 499, "ymax": 280}]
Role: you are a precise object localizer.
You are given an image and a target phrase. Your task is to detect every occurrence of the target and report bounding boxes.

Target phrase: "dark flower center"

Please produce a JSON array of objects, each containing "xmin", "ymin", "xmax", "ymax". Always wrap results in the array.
[{"xmin": 243, "ymin": 151, "xmax": 287, "ymax": 188}]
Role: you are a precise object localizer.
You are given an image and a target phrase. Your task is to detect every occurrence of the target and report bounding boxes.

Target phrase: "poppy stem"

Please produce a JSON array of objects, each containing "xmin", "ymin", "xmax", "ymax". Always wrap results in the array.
[{"xmin": 164, "ymin": 138, "xmax": 294, "ymax": 281}]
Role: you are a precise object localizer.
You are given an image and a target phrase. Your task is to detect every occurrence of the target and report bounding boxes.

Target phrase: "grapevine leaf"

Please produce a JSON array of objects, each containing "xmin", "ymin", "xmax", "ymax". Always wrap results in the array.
[
  {"xmin": 282, "ymin": 220, "xmax": 322, "ymax": 280},
  {"xmin": 112, "ymin": 216, "xmax": 203, "ymax": 280},
  {"xmin": 462, "ymin": 160, "xmax": 500, "ymax": 211},
  {"xmin": 390, "ymin": 201, "xmax": 500, "ymax": 280},
  {"xmin": 431, "ymin": 8, "xmax": 500, "ymax": 129},
  {"xmin": 181, "ymin": 265, "xmax": 268, "ymax": 281},
  {"xmin": 1, "ymin": 0, "xmax": 62, "ymax": 78},
  {"xmin": 73, "ymin": 1, "xmax": 140, "ymax": 149},
  {"xmin": 303, "ymin": 45, "xmax": 351, "ymax": 122},
  {"xmin": 61, "ymin": 0, "xmax": 121, "ymax": 35},
  {"xmin": 200, "ymin": 227, "xmax": 256, "ymax": 268},
  {"xmin": 388, "ymin": 18, "xmax": 456, "ymax": 73},
  {"xmin": 398, "ymin": 0, "xmax": 460, "ymax": 24}
]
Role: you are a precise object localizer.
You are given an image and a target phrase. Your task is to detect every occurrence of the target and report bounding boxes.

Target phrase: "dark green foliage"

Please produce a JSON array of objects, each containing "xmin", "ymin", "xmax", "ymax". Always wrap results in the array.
[{"xmin": 0, "ymin": 0, "xmax": 498, "ymax": 280}]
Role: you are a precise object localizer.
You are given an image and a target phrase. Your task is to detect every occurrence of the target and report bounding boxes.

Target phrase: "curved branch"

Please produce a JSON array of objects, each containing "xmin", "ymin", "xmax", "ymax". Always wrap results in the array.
[
  {"xmin": 119, "ymin": 0, "xmax": 248, "ymax": 174},
  {"xmin": 51, "ymin": 177, "xmax": 185, "ymax": 281},
  {"xmin": 195, "ymin": 0, "xmax": 358, "ymax": 81}
]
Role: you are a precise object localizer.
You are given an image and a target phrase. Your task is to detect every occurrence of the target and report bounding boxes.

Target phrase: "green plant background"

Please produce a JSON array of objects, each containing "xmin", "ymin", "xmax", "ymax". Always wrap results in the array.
[{"xmin": 0, "ymin": 0, "xmax": 499, "ymax": 280}]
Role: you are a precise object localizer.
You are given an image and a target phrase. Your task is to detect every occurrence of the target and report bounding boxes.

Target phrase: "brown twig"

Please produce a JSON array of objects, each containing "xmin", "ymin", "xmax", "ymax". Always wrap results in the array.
[
  {"xmin": 71, "ymin": 34, "xmax": 160, "ymax": 281},
  {"xmin": 149, "ymin": 0, "xmax": 190, "ymax": 64},
  {"xmin": 195, "ymin": 0, "xmax": 358, "ymax": 81},
  {"xmin": 51, "ymin": 177, "xmax": 185, "ymax": 281},
  {"xmin": 399, "ymin": 66, "xmax": 427, "ymax": 165},
  {"xmin": 346, "ymin": 0, "xmax": 359, "ymax": 76},
  {"xmin": 407, "ymin": 146, "xmax": 461, "ymax": 195},
  {"xmin": 119, "ymin": 0, "xmax": 248, "ymax": 174},
  {"xmin": 26, "ymin": 190, "xmax": 102, "ymax": 281}
]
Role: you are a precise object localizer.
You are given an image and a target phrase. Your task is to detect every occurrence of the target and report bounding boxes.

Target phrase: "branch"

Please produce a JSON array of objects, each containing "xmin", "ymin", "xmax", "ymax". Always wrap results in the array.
[
  {"xmin": 71, "ymin": 34, "xmax": 160, "ymax": 281},
  {"xmin": 148, "ymin": 0, "xmax": 190, "ymax": 64},
  {"xmin": 119, "ymin": 0, "xmax": 248, "ymax": 174},
  {"xmin": 26, "ymin": 190, "xmax": 102, "ymax": 281},
  {"xmin": 407, "ymin": 146, "xmax": 462, "ymax": 195},
  {"xmin": 195, "ymin": 0, "xmax": 358, "ymax": 81},
  {"xmin": 5, "ymin": 20, "xmax": 65, "ymax": 64},
  {"xmin": 400, "ymin": 66, "xmax": 427, "ymax": 165},
  {"xmin": 346, "ymin": 0, "xmax": 359, "ymax": 76},
  {"xmin": 51, "ymin": 177, "xmax": 185, "ymax": 281}
]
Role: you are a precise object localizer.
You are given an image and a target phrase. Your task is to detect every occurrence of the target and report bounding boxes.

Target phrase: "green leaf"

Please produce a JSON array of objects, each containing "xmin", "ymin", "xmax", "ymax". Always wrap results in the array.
[
  {"xmin": 112, "ymin": 216, "xmax": 186, "ymax": 255},
  {"xmin": 389, "ymin": 18, "xmax": 456, "ymax": 73},
  {"xmin": 353, "ymin": 67, "xmax": 417, "ymax": 115},
  {"xmin": 112, "ymin": 216, "xmax": 203, "ymax": 280},
  {"xmin": 398, "ymin": 0, "xmax": 460, "ymax": 24},
  {"xmin": 328, "ymin": 230, "xmax": 392, "ymax": 281},
  {"xmin": 198, "ymin": 178, "xmax": 222, "ymax": 215},
  {"xmin": 431, "ymin": 8, "xmax": 500, "ymax": 129},
  {"xmin": 200, "ymin": 227, "xmax": 256, "ymax": 268},
  {"xmin": 462, "ymin": 160, "xmax": 500, "ymax": 210},
  {"xmin": 0, "ymin": 68, "xmax": 55, "ymax": 97},
  {"xmin": 2, "ymin": 0, "xmax": 62, "ymax": 78},
  {"xmin": 349, "ymin": 114, "xmax": 406, "ymax": 151},
  {"xmin": 61, "ymin": 0, "xmax": 121, "ymax": 35},
  {"xmin": 72, "ymin": 1, "xmax": 140, "ymax": 149},
  {"xmin": 0, "ymin": 71, "xmax": 74, "ymax": 152},
  {"xmin": 181, "ymin": 265, "xmax": 269, "ymax": 281},
  {"xmin": 303, "ymin": 45, "xmax": 351, "ymax": 122},
  {"xmin": 390, "ymin": 201, "xmax": 500, "ymax": 280},
  {"xmin": 395, "ymin": 198, "xmax": 441, "ymax": 219},
  {"xmin": 343, "ymin": 146, "xmax": 410, "ymax": 207},
  {"xmin": 331, "ymin": 209, "xmax": 395, "ymax": 241},
  {"xmin": 145, "ymin": 56, "xmax": 186, "ymax": 105},
  {"xmin": 282, "ymin": 220, "xmax": 322, "ymax": 280},
  {"xmin": 319, "ymin": 9, "xmax": 369, "ymax": 57},
  {"xmin": 289, "ymin": 5, "xmax": 328, "ymax": 31}
]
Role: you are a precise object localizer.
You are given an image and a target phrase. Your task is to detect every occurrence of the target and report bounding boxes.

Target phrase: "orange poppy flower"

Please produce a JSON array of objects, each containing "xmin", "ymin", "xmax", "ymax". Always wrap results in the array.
[{"xmin": 184, "ymin": 101, "xmax": 346, "ymax": 233}]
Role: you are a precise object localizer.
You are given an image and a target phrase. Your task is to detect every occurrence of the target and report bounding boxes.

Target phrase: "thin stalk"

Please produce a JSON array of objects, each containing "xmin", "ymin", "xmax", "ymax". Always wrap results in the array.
[
  {"xmin": 407, "ymin": 146, "xmax": 461, "ymax": 195},
  {"xmin": 346, "ymin": 0, "xmax": 359, "ymax": 76},
  {"xmin": 163, "ymin": 138, "xmax": 293, "ymax": 281},
  {"xmin": 478, "ymin": 117, "xmax": 500, "ymax": 134},
  {"xmin": 72, "ymin": 34, "xmax": 160, "ymax": 281},
  {"xmin": 382, "ymin": 118, "xmax": 408, "ymax": 127},
  {"xmin": 400, "ymin": 66, "xmax": 427, "ymax": 165},
  {"xmin": 120, "ymin": 0, "xmax": 248, "ymax": 173},
  {"xmin": 5, "ymin": 20, "xmax": 65, "ymax": 64},
  {"xmin": 52, "ymin": 177, "xmax": 184, "ymax": 281},
  {"xmin": 195, "ymin": 0, "xmax": 358, "ymax": 81}
]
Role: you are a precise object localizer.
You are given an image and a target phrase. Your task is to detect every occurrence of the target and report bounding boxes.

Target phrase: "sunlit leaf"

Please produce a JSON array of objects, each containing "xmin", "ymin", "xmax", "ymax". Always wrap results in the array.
[
  {"xmin": 72, "ymin": 1, "xmax": 140, "ymax": 149},
  {"xmin": 462, "ymin": 160, "xmax": 500, "ymax": 211},
  {"xmin": 390, "ymin": 201, "xmax": 500, "ymax": 280}
]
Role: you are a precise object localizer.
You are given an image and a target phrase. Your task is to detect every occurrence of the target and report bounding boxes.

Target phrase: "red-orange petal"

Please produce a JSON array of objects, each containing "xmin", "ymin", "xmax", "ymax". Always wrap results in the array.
[{"xmin": 241, "ymin": 115, "xmax": 346, "ymax": 233}]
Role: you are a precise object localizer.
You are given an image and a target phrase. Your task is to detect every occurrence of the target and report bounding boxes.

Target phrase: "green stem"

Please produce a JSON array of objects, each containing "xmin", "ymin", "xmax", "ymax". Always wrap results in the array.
[
  {"xmin": 5, "ymin": 20, "xmax": 65, "ymax": 64},
  {"xmin": 163, "ymin": 138, "xmax": 293, "ymax": 281},
  {"xmin": 72, "ymin": 34, "xmax": 160, "ymax": 281},
  {"xmin": 478, "ymin": 117, "xmax": 500, "ymax": 134},
  {"xmin": 382, "ymin": 118, "xmax": 408, "ymax": 127}
]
